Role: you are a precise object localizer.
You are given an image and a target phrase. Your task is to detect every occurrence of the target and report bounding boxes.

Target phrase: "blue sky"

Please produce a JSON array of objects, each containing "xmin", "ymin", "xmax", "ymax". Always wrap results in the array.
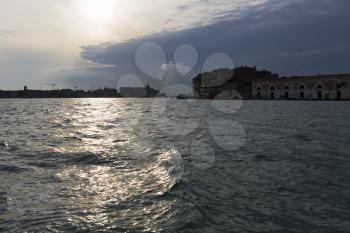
[{"xmin": 0, "ymin": 0, "xmax": 349, "ymax": 90}]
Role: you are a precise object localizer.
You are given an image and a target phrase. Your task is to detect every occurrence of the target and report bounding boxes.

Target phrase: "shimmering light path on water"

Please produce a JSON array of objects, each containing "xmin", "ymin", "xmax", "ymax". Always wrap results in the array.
[{"xmin": 0, "ymin": 99, "xmax": 349, "ymax": 232}]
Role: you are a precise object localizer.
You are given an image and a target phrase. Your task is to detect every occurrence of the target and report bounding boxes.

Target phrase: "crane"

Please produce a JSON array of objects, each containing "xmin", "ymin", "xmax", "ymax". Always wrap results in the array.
[{"xmin": 47, "ymin": 84, "xmax": 57, "ymax": 90}]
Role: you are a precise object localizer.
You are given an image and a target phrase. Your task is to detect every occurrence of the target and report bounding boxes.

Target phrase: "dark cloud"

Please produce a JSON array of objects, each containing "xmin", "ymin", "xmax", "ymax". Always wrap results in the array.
[
  {"xmin": 176, "ymin": 5, "xmax": 190, "ymax": 12},
  {"xmin": 72, "ymin": 0, "xmax": 350, "ymax": 89},
  {"xmin": 177, "ymin": 0, "xmax": 210, "ymax": 11},
  {"xmin": 176, "ymin": 0, "xmax": 212, "ymax": 12}
]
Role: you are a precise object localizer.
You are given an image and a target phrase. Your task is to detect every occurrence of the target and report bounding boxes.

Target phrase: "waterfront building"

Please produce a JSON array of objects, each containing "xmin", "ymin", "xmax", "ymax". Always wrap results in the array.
[
  {"xmin": 252, "ymin": 75, "xmax": 350, "ymax": 100},
  {"xmin": 193, "ymin": 66, "xmax": 350, "ymax": 100}
]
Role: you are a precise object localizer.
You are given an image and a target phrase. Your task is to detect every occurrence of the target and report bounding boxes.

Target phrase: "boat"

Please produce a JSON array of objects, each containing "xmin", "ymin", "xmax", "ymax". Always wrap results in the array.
[{"xmin": 176, "ymin": 94, "xmax": 187, "ymax": 99}]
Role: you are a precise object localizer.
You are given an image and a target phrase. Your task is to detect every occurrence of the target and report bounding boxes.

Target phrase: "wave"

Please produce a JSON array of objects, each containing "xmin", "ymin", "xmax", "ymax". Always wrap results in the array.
[
  {"xmin": 63, "ymin": 153, "xmax": 111, "ymax": 166},
  {"xmin": 0, "ymin": 163, "xmax": 28, "ymax": 173},
  {"xmin": 21, "ymin": 152, "xmax": 112, "ymax": 169},
  {"xmin": 0, "ymin": 192, "xmax": 8, "ymax": 212},
  {"xmin": 253, "ymin": 154, "xmax": 278, "ymax": 162},
  {"xmin": 0, "ymin": 141, "xmax": 18, "ymax": 152}
]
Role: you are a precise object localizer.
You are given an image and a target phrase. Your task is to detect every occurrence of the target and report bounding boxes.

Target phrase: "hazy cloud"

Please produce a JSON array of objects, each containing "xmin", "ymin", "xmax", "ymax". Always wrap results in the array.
[
  {"xmin": 0, "ymin": 29, "xmax": 13, "ymax": 36},
  {"xmin": 0, "ymin": 48, "xmax": 62, "ymax": 89}
]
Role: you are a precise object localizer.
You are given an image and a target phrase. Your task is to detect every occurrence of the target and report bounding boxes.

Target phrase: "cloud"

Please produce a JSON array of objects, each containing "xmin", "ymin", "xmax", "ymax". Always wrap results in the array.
[
  {"xmin": 80, "ymin": 0, "xmax": 350, "ymax": 78},
  {"xmin": 176, "ymin": 5, "xmax": 190, "ymax": 12},
  {"xmin": 46, "ymin": 0, "xmax": 349, "ymax": 90},
  {"xmin": 4, "ymin": 0, "xmax": 349, "ymax": 90},
  {"xmin": 162, "ymin": 62, "xmax": 191, "ymax": 75},
  {"xmin": 170, "ymin": 0, "xmax": 274, "ymax": 30}
]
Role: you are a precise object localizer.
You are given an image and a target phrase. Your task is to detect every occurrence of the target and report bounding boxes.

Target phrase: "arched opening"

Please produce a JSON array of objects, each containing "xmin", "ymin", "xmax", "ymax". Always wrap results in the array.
[
  {"xmin": 337, "ymin": 91, "xmax": 342, "ymax": 99},
  {"xmin": 299, "ymin": 85, "xmax": 305, "ymax": 99},
  {"xmin": 284, "ymin": 86, "xmax": 290, "ymax": 99},
  {"xmin": 256, "ymin": 86, "xmax": 262, "ymax": 98},
  {"xmin": 336, "ymin": 84, "xmax": 342, "ymax": 99},
  {"xmin": 270, "ymin": 86, "xmax": 275, "ymax": 99},
  {"xmin": 316, "ymin": 84, "xmax": 323, "ymax": 99}
]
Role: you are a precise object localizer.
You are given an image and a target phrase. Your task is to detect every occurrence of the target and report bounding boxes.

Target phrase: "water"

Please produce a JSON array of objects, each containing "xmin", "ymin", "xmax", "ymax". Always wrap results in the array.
[{"xmin": 0, "ymin": 99, "xmax": 350, "ymax": 233}]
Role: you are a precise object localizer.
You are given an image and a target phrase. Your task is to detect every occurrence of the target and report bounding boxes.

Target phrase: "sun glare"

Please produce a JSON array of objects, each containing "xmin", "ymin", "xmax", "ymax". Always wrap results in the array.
[{"xmin": 83, "ymin": 0, "xmax": 116, "ymax": 23}]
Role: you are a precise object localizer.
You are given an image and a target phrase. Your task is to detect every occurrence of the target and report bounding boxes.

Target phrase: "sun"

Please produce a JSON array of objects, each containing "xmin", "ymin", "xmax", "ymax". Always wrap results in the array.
[{"xmin": 83, "ymin": 0, "xmax": 116, "ymax": 23}]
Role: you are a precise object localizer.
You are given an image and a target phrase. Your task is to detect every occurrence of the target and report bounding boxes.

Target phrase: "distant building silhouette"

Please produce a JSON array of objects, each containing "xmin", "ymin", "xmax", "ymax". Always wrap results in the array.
[
  {"xmin": 119, "ymin": 84, "xmax": 159, "ymax": 98},
  {"xmin": 120, "ymin": 87, "xmax": 147, "ymax": 98},
  {"xmin": 0, "ymin": 84, "xmax": 162, "ymax": 98},
  {"xmin": 0, "ymin": 86, "xmax": 122, "ymax": 98}
]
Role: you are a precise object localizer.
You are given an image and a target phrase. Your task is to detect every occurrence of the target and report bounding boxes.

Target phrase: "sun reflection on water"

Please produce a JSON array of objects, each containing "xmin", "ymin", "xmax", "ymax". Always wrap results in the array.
[
  {"xmin": 55, "ymin": 152, "xmax": 181, "ymax": 230},
  {"xmin": 50, "ymin": 99, "xmax": 183, "ymax": 231}
]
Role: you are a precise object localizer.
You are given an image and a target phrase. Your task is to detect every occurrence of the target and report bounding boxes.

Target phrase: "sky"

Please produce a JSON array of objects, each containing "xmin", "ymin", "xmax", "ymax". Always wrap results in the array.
[{"xmin": 0, "ymin": 0, "xmax": 349, "ymax": 90}]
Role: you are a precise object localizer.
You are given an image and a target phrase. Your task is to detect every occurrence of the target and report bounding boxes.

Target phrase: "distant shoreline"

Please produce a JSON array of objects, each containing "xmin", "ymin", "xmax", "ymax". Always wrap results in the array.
[
  {"xmin": 0, "ymin": 97, "xmax": 349, "ymax": 101},
  {"xmin": 0, "ymin": 85, "xmax": 161, "ymax": 99}
]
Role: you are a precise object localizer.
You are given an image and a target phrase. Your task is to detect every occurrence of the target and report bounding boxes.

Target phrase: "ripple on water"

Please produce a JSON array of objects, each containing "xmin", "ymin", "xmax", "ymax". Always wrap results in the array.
[
  {"xmin": 0, "ymin": 163, "xmax": 29, "ymax": 173},
  {"xmin": 0, "ymin": 141, "xmax": 18, "ymax": 152},
  {"xmin": 1, "ymin": 99, "xmax": 350, "ymax": 232},
  {"xmin": 0, "ymin": 192, "xmax": 8, "ymax": 212},
  {"xmin": 63, "ymin": 152, "xmax": 112, "ymax": 166},
  {"xmin": 52, "ymin": 149, "xmax": 183, "ymax": 231}
]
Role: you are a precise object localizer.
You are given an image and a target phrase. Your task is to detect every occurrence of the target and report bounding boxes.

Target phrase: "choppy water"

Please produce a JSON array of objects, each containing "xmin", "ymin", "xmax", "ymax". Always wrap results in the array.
[{"xmin": 0, "ymin": 99, "xmax": 350, "ymax": 233}]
